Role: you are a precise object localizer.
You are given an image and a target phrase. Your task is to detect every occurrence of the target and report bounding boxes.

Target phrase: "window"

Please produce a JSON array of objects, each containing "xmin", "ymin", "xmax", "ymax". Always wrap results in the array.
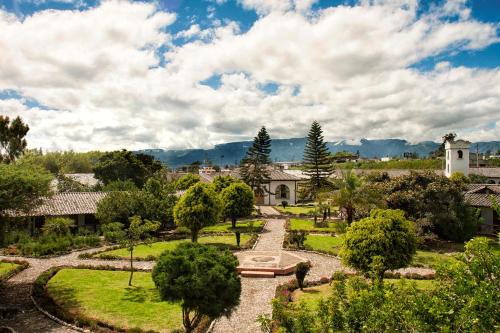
[
  {"xmin": 457, "ymin": 150, "xmax": 463, "ymax": 159},
  {"xmin": 447, "ymin": 151, "xmax": 449, "ymax": 160}
]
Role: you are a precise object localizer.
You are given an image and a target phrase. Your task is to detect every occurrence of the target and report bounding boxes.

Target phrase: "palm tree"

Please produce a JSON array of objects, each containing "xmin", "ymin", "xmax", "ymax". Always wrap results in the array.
[{"xmin": 332, "ymin": 169, "xmax": 382, "ymax": 224}]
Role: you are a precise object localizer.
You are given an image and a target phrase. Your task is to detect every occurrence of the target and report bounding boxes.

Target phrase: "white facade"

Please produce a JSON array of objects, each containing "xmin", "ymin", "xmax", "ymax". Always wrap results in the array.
[
  {"xmin": 256, "ymin": 180, "xmax": 300, "ymax": 206},
  {"xmin": 445, "ymin": 140, "xmax": 470, "ymax": 177}
]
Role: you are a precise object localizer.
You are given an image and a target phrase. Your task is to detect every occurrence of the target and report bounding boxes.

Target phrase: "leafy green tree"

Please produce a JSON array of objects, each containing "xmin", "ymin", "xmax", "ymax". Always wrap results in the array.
[
  {"xmin": 173, "ymin": 183, "xmax": 221, "ymax": 242},
  {"xmin": 152, "ymin": 243, "xmax": 241, "ymax": 333},
  {"xmin": 340, "ymin": 209, "xmax": 417, "ymax": 282},
  {"xmin": 96, "ymin": 179, "xmax": 177, "ymax": 230},
  {"xmin": 240, "ymin": 127, "xmax": 271, "ymax": 193},
  {"xmin": 332, "ymin": 169, "xmax": 381, "ymax": 224},
  {"xmin": 220, "ymin": 183, "xmax": 254, "ymax": 228},
  {"xmin": 93, "ymin": 150, "xmax": 163, "ymax": 187},
  {"xmin": 212, "ymin": 175, "xmax": 241, "ymax": 193},
  {"xmin": 120, "ymin": 216, "xmax": 160, "ymax": 286},
  {"xmin": 432, "ymin": 132, "xmax": 457, "ymax": 157},
  {"xmin": 302, "ymin": 121, "xmax": 333, "ymax": 198},
  {"xmin": 96, "ymin": 191, "xmax": 146, "ymax": 227},
  {"xmin": 101, "ymin": 179, "xmax": 138, "ymax": 192},
  {"xmin": 0, "ymin": 164, "xmax": 53, "ymax": 245},
  {"xmin": 142, "ymin": 177, "xmax": 178, "ymax": 229},
  {"xmin": 0, "ymin": 115, "xmax": 29, "ymax": 164},
  {"xmin": 18, "ymin": 150, "xmax": 104, "ymax": 174},
  {"xmin": 383, "ymin": 171, "xmax": 481, "ymax": 241},
  {"xmin": 430, "ymin": 237, "xmax": 500, "ymax": 332},
  {"xmin": 266, "ymin": 238, "xmax": 499, "ymax": 333},
  {"xmin": 175, "ymin": 173, "xmax": 201, "ymax": 190}
]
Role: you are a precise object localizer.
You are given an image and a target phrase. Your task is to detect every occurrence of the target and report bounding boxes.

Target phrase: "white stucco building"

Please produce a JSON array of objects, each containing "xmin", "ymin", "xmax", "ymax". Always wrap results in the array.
[
  {"xmin": 199, "ymin": 168, "xmax": 306, "ymax": 205},
  {"xmin": 445, "ymin": 139, "xmax": 471, "ymax": 177}
]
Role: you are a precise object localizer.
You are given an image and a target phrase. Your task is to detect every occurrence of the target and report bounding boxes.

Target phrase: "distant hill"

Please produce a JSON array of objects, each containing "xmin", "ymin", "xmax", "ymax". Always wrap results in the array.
[{"xmin": 138, "ymin": 138, "xmax": 500, "ymax": 168}]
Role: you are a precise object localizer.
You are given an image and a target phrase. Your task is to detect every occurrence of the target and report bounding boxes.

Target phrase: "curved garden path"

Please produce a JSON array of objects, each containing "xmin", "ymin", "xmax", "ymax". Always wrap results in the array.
[{"xmin": 1, "ymin": 214, "xmax": 434, "ymax": 333}]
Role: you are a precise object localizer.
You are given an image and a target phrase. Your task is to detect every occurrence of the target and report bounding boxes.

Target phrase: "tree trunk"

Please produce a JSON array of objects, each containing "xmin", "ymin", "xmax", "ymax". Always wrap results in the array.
[
  {"xmin": 231, "ymin": 217, "xmax": 236, "ymax": 229},
  {"xmin": 191, "ymin": 230, "xmax": 198, "ymax": 243},
  {"xmin": 183, "ymin": 307, "xmax": 193, "ymax": 333},
  {"xmin": 128, "ymin": 247, "xmax": 134, "ymax": 286}
]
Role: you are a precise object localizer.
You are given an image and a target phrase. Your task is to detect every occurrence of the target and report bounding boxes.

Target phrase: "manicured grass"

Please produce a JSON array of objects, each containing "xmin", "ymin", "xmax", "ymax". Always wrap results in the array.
[
  {"xmin": 275, "ymin": 206, "xmax": 316, "ymax": 215},
  {"xmin": 98, "ymin": 235, "xmax": 252, "ymax": 260},
  {"xmin": 292, "ymin": 279, "xmax": 435, "ymax": 308},
  {"xmin": 303, "ymin": 235, "xmax": 343, "ymax": 255},
  {"xmin": 201, "ymin": 220, "xmax": 264, "ymax": 233},
  {"xmin": 289, "ymin": 218, "xmax": 338, "ymax": 232},
  {"xmin": 0, "ymin": 262, "xmax": 20, "ymax": 280},
  {"xmin": 46, "ymin": 269, "xmax": 182, "ymax": 332},
  {"xmin": 412, "ymin": 250, "xmax": 459, "ymax": 269}
]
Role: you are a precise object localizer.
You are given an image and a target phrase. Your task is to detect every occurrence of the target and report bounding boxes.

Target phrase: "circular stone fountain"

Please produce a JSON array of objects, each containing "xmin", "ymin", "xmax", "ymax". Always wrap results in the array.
[{"xmin": 236, "ymin": 251, "xmax": 308, "ymax": 278}]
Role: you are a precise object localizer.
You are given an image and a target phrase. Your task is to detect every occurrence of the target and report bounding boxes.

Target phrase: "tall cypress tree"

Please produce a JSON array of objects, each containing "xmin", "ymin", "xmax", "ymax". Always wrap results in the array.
[
  {"xmin": 303, "ymin": 121, "xmax": 333, "ymax": 197},
  {"xmin": 240, "ymin": 127, "xmax": 271, "ymax": 192}
]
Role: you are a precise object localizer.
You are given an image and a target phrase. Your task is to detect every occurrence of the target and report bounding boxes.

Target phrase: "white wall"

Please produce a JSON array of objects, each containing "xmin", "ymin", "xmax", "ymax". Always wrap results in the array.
[
  {"xmin": 268, "ymin": 180, "xmax": 298, "ymax": 206},
  {"xmin": 445, "ymin": 141, "xmax": 470, "ymax": 177}
]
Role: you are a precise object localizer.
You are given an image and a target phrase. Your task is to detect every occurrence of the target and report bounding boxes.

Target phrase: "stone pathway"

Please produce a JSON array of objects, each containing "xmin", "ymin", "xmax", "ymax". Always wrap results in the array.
[{"xmin": 257, "ymin": 206, "xmax": 280, "ymax": 217}]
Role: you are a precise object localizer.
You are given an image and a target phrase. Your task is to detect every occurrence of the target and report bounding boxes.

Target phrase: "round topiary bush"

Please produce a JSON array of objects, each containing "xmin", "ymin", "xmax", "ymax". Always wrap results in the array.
[{"xmin": 340, "ymin": 209, "xmax": 417, "ymax": 281}]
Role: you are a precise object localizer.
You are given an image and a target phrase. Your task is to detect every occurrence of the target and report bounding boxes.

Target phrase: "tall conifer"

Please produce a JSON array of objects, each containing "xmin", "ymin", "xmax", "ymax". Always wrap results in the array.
[
  {"xmin": 302, "ymin": 121, "xmax": 333, "ymax": 197},
  {"xmin": 240, "ymin": 127, "xmax": 271, "ymax": 191}
]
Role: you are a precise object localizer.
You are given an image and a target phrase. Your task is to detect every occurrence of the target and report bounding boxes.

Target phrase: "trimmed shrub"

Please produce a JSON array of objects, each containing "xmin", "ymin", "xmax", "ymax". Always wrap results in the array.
[{"xmin": 295, "ymin": 262, "xmax": 312, "ymax": 290}]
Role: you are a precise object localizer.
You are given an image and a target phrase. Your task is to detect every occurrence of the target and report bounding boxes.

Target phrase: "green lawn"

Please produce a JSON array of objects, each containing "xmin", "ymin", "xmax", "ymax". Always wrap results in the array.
[
  {"xmin": 303, "ymin": 235, "xmax": 343, "ymax": 255},
  {"xmin": 98, "ymin": 235, "xmax": 251, "ymax": 260},
  {"xmin": 0, "ymin": 262, "xmax": 20, "ymax": 280},
  {"xmin": 46, "ymin": 269, "xmax": 182, "ymax": 332},
  {"xmin": 289, "ymin": 218, "xmax": 338, "ymax": 232},
  {"xmin": 275, "ymin": 206, "xmax": 316, "ymax": 215},
  {"xmin": 292, "ymin": 279, "xmax": 435, "ymax": 308},
  {"xmin": 201, "ymin": 220, "xmax": 264, "ymax": 233},
  {"xmin": 412, "ymin": 250, "xmax": 459, "ymax": 269}
]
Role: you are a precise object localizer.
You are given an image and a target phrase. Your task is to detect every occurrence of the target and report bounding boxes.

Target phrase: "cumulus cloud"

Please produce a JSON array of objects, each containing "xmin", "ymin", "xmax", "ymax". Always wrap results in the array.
[{"xmin": 0, "ymin": 0, "xmax": 498, "ymax": 152}]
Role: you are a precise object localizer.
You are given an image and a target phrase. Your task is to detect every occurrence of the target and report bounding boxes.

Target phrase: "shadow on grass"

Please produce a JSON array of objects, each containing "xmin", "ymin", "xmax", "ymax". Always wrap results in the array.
[
  {"xmin": 46, "ymin": 284, "xmax": 81, "ymax": 310},
  {"xmin": 122, "ymin": 286, "xmax": 148, "ymax": 303},
  {"xmin": 301, "ymin": 289, "xmax": 321, "ymax": 295}
]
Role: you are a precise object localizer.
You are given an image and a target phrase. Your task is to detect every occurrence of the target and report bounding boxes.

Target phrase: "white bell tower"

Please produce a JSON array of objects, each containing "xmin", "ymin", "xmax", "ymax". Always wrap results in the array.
[{"xmin": 445, "ymin": 139, "xmax": 470, "ymax": 177}]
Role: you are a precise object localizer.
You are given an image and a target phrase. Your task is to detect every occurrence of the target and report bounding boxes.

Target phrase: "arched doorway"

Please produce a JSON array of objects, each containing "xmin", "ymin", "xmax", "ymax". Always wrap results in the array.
[{"xmin": 275, "ymin": 184, "xmax": 290, "ymax": 201}]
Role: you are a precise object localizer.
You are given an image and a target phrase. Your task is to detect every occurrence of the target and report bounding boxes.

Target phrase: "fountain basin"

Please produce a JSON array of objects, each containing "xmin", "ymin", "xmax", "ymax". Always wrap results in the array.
[{"xmin": 236, "ymin": 251, "xmax": 308, "ymax": 276}]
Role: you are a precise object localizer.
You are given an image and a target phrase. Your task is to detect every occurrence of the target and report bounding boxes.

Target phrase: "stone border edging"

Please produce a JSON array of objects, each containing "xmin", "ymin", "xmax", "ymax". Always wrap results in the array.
[{"xmin": 30, "ymin": 292, "xmax": 89, "ymax": 333}]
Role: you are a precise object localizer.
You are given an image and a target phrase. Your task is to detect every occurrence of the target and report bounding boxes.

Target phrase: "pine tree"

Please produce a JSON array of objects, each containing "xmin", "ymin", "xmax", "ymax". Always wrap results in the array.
[
  {"xmin": 302, "ymin": 121, "xmax": 333, "ymax": 197},
  {"xmin": 240, "ymin": 127, "xmax": 271, "ymax": 192}
]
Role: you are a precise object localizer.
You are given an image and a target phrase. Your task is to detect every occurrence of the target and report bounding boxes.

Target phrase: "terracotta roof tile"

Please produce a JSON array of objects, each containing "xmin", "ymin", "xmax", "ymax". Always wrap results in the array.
[{"xmin": 7, "ymin": 192, "xmax": 108, "ymax": 217}]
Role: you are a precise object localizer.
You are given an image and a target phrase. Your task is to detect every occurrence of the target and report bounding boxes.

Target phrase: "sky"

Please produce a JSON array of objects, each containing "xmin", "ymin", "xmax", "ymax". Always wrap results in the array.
[{"xmin": 0, "ymin": 0, "xmax": 499, "ymax": 151}]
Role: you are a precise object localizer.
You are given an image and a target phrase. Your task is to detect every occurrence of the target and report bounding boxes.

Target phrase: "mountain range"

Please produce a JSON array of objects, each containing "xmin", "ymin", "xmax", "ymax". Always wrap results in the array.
[{"xmin": 138, "ymin": 138, "xmax": 500, "ymax": 168}]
